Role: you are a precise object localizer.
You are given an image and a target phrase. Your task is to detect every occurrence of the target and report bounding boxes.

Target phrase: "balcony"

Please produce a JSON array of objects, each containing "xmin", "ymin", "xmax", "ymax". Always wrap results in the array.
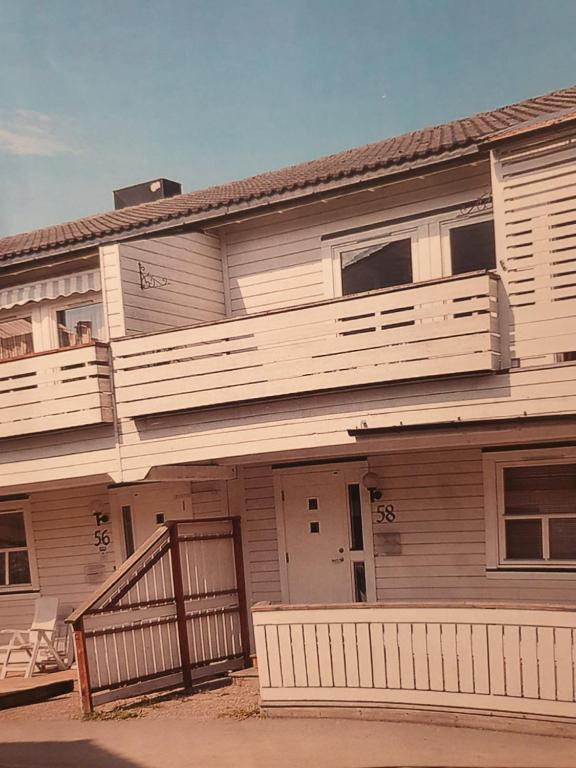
[
  {"xmin": 0, "ymin": 343, "xmax": 113, "ymax": 438},
  {"xmin": 112, "ymin": 271, "xmax": 500, "ymax": 420}
]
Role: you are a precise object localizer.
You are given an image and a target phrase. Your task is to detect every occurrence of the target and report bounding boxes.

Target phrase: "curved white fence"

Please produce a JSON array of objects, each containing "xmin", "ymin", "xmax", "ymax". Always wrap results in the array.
[{"xmin": 253, "ymin": 602, "xmax": 576, "ymax": 719}]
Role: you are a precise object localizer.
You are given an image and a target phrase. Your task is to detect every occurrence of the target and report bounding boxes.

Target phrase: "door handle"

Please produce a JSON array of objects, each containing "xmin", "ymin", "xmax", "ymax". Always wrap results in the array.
[{"xmin": 331, "ymin": 557, "xmax": 344, "ymax": 563}]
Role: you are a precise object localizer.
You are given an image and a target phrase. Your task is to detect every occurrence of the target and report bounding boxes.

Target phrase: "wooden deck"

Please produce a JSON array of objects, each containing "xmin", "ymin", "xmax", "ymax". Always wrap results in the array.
[{"xmin": 0, "ymin": 670, "xmax": 75, "ymax": 710}]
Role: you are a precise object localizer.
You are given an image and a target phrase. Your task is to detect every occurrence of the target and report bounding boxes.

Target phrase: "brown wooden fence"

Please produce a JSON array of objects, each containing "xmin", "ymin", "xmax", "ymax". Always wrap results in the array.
[{"xmin": 67, "ymin": 517, "xmax": 250, "ymax": 713}]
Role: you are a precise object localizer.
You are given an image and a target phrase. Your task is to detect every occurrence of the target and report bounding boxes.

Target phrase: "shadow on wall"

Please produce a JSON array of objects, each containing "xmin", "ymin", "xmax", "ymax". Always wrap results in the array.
[{"xmin": 1, "ymin": 740, "xmax": 142, "ymax": 768}]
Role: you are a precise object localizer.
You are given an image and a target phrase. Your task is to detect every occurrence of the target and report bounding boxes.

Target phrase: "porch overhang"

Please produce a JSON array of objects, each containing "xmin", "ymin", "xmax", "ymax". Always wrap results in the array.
[
  {"xmin": 145, "ymin": 464, "xmax": 237, "ymax": 482},
  {"xmin": 348, "ymin": 413, "xmax": 576, "ymax": 442}
]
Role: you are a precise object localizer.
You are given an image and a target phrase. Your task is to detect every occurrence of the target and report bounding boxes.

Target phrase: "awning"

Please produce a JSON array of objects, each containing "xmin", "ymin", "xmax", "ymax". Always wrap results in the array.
[{"xmin": 0, "ymin": 269, "xmax": 101, "ymax": 312}]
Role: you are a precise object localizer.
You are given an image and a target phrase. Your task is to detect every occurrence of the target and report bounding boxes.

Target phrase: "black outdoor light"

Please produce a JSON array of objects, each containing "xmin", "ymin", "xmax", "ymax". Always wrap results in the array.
[{"xmin": 362, "ymin": 471, "xmax": 382, "ymax": 503}]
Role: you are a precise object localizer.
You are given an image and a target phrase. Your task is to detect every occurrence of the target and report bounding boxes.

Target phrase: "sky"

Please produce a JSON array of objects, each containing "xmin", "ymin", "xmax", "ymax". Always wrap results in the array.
[{"xmin": 1, "ymin": 0, "xmax": 576, "ymax": 237}]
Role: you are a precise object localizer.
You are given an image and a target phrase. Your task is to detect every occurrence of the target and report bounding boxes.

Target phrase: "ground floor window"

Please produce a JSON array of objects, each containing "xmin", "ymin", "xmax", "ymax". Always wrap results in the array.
[
  {"xmin": 485, "ymin": 449, "xmax": 576, "ymax": 570},
  {"xmin": 0, "ymin": 507, "xmax": 33, "ymax": 588}
]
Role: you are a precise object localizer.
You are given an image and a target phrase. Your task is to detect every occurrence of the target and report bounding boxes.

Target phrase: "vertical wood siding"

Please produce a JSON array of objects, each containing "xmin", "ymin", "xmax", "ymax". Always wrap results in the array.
[
  {"xmin": 99, "ymin": 244, "xmax": 126, "ymax": 338},
  {"xmin": 117, "ymin": 232, "xmax": 225, "ymax": 335},
  {"xmin": 222, "ymin": 164, "xmax": 490, "ymax": 315}
]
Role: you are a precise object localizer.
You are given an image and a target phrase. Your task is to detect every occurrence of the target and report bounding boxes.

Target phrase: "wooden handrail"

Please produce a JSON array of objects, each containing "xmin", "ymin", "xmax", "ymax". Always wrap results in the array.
[
  {"xmin": 113, "ymin": 270, "xmax": 501, "ymax": 343},
  {"xmin": 0, "ymin": 340, "xmax": 108, "ymax": 366},
  {"xmin": 251, "ymin": 599, "xmax": 576, "ymax": 613}
]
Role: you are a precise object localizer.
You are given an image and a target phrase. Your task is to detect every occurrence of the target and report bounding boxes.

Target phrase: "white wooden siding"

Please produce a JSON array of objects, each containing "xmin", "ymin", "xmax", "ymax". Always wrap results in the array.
[
  {"xmin": 112, "ymin": 272, "xmax": 500, "ymax": 419},
  {"xmin": 99, "ymin": 244, "xmax": 126, "ymax": 339},
  {"xmin": 492, "ymin": 130, "xmax": 576, "ymax": 366},
  {"xmin": 242, "ymin": 466, "xmax": 282, "ymax": 605},
  {"xmin": 370, "ymin": 448, "xmax": 576, "ymax": 603},
  {"xmin": 116, "ymin": 232, "xmax": 225, "ymax": 335},
  {"xmin": 221, "ymin": 164, "xmax": 491, "ymax": 315},
  {"xmin": 0, "ymin": 344, "xmax": 113, "ymax": 439},
  {"xmin": 238, "ymin": 451, "xmax": 576, "ymax": 610},
  {"xmin": 0, "ymin": 484, "xmax": 116, "ymax": 632},
  {"xmin": 0, "ymin": 424, "xmax": 120, "ymax": 490}
]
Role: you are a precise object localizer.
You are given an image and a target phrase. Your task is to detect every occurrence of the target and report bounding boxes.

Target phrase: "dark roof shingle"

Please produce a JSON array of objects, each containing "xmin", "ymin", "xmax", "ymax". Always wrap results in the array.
[{"xmin": 2, "ymin": 84, "xmax": 576, "ymax": 264}]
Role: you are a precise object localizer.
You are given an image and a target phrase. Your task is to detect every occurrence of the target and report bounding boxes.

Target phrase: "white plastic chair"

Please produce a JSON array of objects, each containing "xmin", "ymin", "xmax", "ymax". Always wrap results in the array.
[{"xmin": 0, "ymin": 597, "xmax": 69, "ymax": 678}]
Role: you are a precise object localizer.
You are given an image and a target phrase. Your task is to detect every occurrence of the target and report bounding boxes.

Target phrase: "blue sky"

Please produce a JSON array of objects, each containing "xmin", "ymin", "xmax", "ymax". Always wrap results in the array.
[{"xmin": 1, "ymin": 0, "xmax": 575, "ymax": 237}]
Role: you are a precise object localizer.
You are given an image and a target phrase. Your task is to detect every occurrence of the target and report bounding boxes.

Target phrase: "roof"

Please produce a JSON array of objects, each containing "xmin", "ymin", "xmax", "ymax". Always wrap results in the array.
[{"xmin": 2, "ymin": 83, "xmax": 576, "ymax": 266}]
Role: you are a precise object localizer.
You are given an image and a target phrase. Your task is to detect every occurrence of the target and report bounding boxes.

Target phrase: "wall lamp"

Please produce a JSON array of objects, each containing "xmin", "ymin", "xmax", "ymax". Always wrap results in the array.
[{"xmin": 362, "ymin": 471, "xmax": 382, "ymax": 503}]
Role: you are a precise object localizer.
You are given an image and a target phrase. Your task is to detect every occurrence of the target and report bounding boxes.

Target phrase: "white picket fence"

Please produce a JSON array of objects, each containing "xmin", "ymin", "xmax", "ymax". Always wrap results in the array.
[{"xmin": 253, "ymin": 603, "xmax": 576, "ymax": 719}]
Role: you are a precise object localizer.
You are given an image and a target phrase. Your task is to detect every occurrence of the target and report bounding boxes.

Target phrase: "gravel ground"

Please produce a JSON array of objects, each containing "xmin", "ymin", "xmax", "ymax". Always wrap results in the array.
[{"xmin": 0, "ymin": 678, "xmax": 261, "ymax": 722}]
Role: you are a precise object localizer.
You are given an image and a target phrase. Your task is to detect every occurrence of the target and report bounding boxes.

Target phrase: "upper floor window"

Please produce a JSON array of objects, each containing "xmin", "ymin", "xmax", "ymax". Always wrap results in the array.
[
  {"xmin": 57, "ymin": 302, "xmax": 104, "ymax": 347},
  {"xmin": 0, "ymin": 316, "xmax": 34, "ymax": 360},
  {"xmin": 341, "ymin": 238, "xmax": 413, "ymax": 296},
  {"xmin": 449, "ymin": 220, "xmax": 496, "ymax": 275},
  {"xmin": 0, "ymin": 508, "xmax": 33, "ymax": 588}
]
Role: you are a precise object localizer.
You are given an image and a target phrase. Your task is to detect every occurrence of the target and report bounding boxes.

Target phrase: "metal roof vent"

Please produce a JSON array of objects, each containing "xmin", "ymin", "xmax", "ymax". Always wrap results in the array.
[{"xmin": 113, "ymin": 179, "xmax": 182, "ymax": 210}]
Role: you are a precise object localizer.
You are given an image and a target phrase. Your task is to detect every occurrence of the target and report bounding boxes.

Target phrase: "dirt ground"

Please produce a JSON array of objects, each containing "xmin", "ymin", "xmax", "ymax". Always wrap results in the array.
[{"xmin": 0, "ymin": 678, "xmax": 261, "ymax": 722}]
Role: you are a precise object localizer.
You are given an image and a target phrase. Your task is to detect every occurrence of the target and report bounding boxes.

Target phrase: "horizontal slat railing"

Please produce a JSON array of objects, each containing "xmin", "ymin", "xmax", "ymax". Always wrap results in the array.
[
  {"xmin": 253, "ymin": 602, "xmax": 576, "ymax": 719},
  {"xmin": 112, "ymin": 271, "xmax": 501, "ymax": 419},
  {"xmin": 0, "ymin": 342, "xmax": 112, "ymax": 437},
  {"xmin": 67, "ymin": 518, "xmax": 250, "ymax": 713}
]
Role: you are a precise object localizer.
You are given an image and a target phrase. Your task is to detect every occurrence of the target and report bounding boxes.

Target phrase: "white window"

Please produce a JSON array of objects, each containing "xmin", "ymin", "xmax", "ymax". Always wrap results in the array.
[
  {"xmin": 439, "ymin": 214, "xmax": 496, "ymax": 277},
  {"xmin": 0, "ymin": 315, "xmax": 34, "ymax": 360},
  {"xmin": 0, "ymin": 294, "xmax": 106, "ymax": 361},
  {"xmin": 484, "ymin": 449, "xmax": 576, "ymax": 571},
  {"xmin": 56, "ymin": 302, "xmax": 105, "ymax": 348},
  {"xmin": 0, "ymin": 504, "xmax": 36, "ymax": 590},
  {"xmin": 326, "ymin": 224, "xmax": 425, "ymax": 298}
]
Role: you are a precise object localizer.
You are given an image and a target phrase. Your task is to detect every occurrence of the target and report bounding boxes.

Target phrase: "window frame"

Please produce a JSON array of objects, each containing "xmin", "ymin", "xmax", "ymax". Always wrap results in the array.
[
  {"xmin": 484, "ymin": 448, "xmax": 576, "ymax": 573},
  {"xmin": 53, "ymin": 298, "xmax": 106, "ymax": 350},
  {"xmin": 325, "ymin": 222, "xmax": 427, "ymax": 299},
  {"xmin": 438, "ymin": 211, "xmax": 497, "ymax": 278},
  {"xmin": 0, "ymin": 499, "xmax": 38, "ymax": 593},
  {"xmin": 0, "ymin": 311, "xmax": 36, "ymax": 361},
  {"xmin": 0, "ymin": 291, "xmax": 106, "ymax": 360}
]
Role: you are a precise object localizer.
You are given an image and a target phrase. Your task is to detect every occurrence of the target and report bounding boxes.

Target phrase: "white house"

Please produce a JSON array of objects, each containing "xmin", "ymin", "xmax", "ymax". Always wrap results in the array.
[{"xmin": 2, "ymin": 84, "xmax": 576, "ymax": 716}]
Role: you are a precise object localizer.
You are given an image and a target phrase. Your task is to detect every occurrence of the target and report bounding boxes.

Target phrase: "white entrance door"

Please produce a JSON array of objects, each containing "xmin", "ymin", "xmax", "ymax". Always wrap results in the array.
[
  {"xmin": 113, "ymin": 483, "xmax": 192, "ymax": 557},
  {"xmin": 278, "ymin": 466, "xmax": 375, "ymax": 604}
]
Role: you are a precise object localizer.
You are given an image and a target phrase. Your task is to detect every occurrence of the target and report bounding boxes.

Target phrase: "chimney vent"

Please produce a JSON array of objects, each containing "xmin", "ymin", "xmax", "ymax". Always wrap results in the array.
[{"xmin": 113, "ymin": 179, "xmax": 182, "ymax": 210}]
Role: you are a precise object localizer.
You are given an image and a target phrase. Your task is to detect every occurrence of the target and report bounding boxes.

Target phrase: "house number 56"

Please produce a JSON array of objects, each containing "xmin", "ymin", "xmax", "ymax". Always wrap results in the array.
[{"xmin": 376, "ymin": 504, "xmax": 396, "ymax": 523}]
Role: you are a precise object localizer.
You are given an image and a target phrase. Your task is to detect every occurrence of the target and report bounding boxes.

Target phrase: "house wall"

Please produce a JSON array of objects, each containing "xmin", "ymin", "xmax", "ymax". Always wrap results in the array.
[
  {"xmin": 0, "ymin": 483, "xmax": 116, "ymax": 633},
  {"xmin": 220, "ymin": 163, "xmax": 491, "ymax": 315},
  {"xmin": 238, "ymin": 448, "xmax": 576, "ymax": 611},
  {"xmin": 0, "ymin": 425, "xmax": 120, "ymax": 490},
  {"xmin": 100, "ymin": 232, "xmax": 226, "ymax": 338}
]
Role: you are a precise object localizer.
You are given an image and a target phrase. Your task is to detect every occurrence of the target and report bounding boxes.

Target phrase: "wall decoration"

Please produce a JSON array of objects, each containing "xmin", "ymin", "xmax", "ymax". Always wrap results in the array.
[{"xmin": 138, "ymin": 261, "xmax": 170, "ymax": 290}]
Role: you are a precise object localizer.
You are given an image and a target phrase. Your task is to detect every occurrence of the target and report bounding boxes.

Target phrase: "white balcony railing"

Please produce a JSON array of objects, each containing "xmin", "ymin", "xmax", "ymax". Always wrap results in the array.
[
  {"xmin": 112, "ymin": 271, "xmax": 500, "ymax": 419},
  {"xmin": 0, "ymin": 342, "xmax": 113, "ymax": 438}
]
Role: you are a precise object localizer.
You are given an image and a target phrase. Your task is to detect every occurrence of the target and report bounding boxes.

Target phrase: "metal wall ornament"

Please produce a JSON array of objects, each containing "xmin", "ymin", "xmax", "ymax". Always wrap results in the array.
[
  {"xmin": 138, "ymin": 261, "xmax": 170, "ymax": 290},
  {"xmin": 458, "ymin": 191, "xmax": 492, "ymax": 218}
]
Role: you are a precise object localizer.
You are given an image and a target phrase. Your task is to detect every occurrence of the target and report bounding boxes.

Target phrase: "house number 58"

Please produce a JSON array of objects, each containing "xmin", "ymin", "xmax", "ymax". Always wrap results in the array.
[{"xmin": 376, "ymin": 504, "xmax": 396, "ymax": 523}]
